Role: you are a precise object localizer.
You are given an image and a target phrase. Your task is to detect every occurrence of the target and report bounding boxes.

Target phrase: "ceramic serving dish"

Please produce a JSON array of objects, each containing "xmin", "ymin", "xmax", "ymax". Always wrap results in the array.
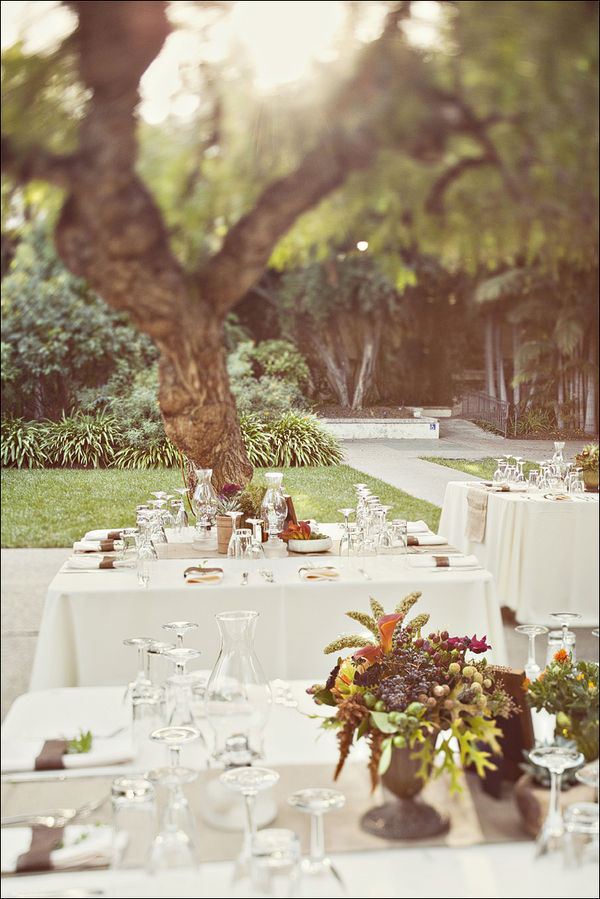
[{"xmin": 287, "ymin": 536, "xmax": 333, "ymax": 553}]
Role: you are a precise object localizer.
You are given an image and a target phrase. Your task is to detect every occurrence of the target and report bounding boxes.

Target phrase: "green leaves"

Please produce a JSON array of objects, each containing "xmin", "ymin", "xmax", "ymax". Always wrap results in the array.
[{"xmin": 66, "ymin": 729, "xmax": 93, "ymax": 754}]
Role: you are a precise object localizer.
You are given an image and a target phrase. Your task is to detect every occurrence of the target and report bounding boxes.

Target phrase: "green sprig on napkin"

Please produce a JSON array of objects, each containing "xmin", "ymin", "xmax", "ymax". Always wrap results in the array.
[{"xmin": 66, "ymin": 729, "xmax": 93, "ymax": 754}]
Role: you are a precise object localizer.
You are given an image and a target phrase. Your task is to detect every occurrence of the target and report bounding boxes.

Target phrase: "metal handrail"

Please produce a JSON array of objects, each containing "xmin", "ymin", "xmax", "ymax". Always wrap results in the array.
[{"xmin": 460, "ymin": 389, "xmax": 510, "ymax": 437}]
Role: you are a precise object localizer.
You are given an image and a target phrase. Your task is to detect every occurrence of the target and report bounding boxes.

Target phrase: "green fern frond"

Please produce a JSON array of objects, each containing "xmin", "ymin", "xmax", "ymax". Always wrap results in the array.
[
  {"xmin": 323, "ymin": 635, "xmax": 374, "ymax": 654},
  {"xmin": 345, "ymin": 611, "xmax": 379, "ymax": 639}
]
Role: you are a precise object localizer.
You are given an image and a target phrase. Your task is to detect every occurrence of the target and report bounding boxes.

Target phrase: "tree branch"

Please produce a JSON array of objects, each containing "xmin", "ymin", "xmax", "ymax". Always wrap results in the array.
[
  {"xmin": 1, "ymin": 136, "xmax": 79, "ymax": 190},
  {"xmin": 425, "ymin": 153, "xmax": 493, "ymax": 214}
]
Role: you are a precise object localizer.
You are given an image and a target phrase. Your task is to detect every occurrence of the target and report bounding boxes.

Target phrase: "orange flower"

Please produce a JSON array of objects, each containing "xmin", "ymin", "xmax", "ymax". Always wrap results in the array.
[
  {"xmin": 377, "ymin": 613, "xmax": 403, "ymax": 655},
  {"xmin": 522, "ymin": 677, "xmax": 531, "ymax": 689},
  {"xmin": 553, "ymin": 648, "xmax": 569, "ymax": 663}
]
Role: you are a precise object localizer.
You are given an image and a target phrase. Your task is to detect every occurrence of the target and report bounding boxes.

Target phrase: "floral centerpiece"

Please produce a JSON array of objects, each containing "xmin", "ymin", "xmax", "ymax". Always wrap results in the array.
[
  {"xmin": 309, "ymin": 592, "xmax": 517, "ymax": 795},
  {"xmin": 279, "ymin": 521, "xmax": 329, "ymax": 542},
  {"xmin": 523, "ymin": 649, "xmax": 599, "ymax": 761},
  {"xmin": 574, "ymin": 443, "xmax": 599, "ymax": 490}
]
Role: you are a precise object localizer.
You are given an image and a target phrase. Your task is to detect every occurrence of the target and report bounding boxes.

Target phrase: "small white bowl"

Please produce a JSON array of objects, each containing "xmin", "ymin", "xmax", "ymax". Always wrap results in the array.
[{"xmin": 287, "ymin": 536, "xmax": 333, "ymax": 553}]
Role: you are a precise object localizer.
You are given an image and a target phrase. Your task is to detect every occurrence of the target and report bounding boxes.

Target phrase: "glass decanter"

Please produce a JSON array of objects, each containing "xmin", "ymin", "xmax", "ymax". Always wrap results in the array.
[
  {"xmin": 192, "ymin": 468, "xmax": 218, "ymax": 545},
  {"xmin": 260, "ymin": 472, "xmax": 288, "ymax": 540},
  {"xmin": 204, "ymin": 610, "xmax": 272, "ymax": 765}
]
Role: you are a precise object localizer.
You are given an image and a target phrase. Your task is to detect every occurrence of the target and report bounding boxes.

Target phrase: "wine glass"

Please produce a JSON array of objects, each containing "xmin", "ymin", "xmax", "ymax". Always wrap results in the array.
[
  {"xmin": 123, "ymin": 636, "xmax": 153, "ymax": 702},
  {"xmin": 219, "ymin": 766, "xmax": 280, "ymax": 888},
  {"xmin": 528, "ymin": 746, "xmax": 585, "ymax": 857},
  {"xmin": 515, "ymin": 624, "xmax": 549, "ymax": 680},
  {"xmin": 552, "ymin": 441, "xmax": 566, "ymax": 465},
  {"xmin": 162, "ymin": 620, "xmax": 199, "ymax": 648},
  {"xmin": 147, "ymin": 766, "xmax": 199, "ymax": 875},
  {"xmin": 288, "ymin": 788, "xmax": 346, "ymax": 895},
  {"xmin": 171, "ymin": 498, "xmax": 189, "ymax": 533},
  {"xmin": 550, "ymin": 611, "xmax": 582, "ymax": 659},
  {"xmin": 492, "ymin": 458, "xmax": 507, "ymax": 484},
  {"xmin": 163, "ymin": 647, "xmax": 204, "ymax": 733},
  {"xmin": 246, "ymin": 518, "xmax": 266, "ymax": 560}
]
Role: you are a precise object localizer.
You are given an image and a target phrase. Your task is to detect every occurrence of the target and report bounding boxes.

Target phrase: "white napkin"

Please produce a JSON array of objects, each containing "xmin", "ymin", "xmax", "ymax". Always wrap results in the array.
[
  {"xmin": 408, "ymin": 554, "xmax": 481, "ymax": 569},
  {"xmin": 299, "ymin": 567, "xmax": 340, "ymax": 581},
  {"xmin": 83, "ymin": 528, "xmax": 124, "ymax": 541},
  {"xmin": 406, "ymin": 520, "xmax": 430, "ymax": 534},
  {"xmin": 184, "ymin": 568, "xmax": 224, "ymax": 584},
  {"xmin": 0, "ymin": 736, "xmax": 134, "ymax": 773},
  {"xmin": 1, "ymin": 824, "xmax": 119, "ymax": 873},
  {"xmin": 63, "ymin": 556, "xmax": 134, "ymax": 571},
  {"xmin": 408, "ymin": 534, "xmax": 449, "ymax": 546},
  {"xmin": 73, "ymin": 540, "xmax": 118, "ymax": 553}
]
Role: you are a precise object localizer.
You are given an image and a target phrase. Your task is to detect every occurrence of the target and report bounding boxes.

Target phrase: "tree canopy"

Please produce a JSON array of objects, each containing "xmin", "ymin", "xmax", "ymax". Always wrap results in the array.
[{"xmin": 2, "ymin": 1, "xmax": 598, "ymax": 483}]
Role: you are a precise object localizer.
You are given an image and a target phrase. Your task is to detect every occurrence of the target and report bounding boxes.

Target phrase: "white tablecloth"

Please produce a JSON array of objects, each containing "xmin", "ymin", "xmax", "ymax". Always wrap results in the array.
[
  {"xmin": 438, "ymin": 482, "xmax": 599, "ymax": 625},
  {"xmin": 29, "ymin": 550, "xmax": 507, "ymax": 689},
  {"xmin": 2, "ymin": 686, "xmax": 597, "ymax": 899}
]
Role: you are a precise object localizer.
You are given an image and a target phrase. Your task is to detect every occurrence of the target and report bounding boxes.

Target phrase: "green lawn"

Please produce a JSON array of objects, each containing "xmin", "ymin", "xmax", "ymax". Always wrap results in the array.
[
  {"xmin": 421, "ymin": 456, "xmax": 539, "ymax": 480},
  {"xmin": 1, "ymin": 465, "xmax": 442, "ymax": 548}
]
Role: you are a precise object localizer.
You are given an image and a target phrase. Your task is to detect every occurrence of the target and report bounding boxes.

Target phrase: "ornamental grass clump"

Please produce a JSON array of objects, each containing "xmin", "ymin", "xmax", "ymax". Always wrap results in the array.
[
  {"xmin": 524, "ymin": 649, "xmax": 599, "ymax": 762},
  {"xmin": 309, "ymin": 593, "xmax": 517, "ymax": 793}
]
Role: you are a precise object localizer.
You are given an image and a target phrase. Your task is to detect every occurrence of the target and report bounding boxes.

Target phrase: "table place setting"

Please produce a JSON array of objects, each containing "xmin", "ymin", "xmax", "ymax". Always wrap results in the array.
[{"xmin": 1, "ymin": 733, "xmax": 135, "ymax": 775}]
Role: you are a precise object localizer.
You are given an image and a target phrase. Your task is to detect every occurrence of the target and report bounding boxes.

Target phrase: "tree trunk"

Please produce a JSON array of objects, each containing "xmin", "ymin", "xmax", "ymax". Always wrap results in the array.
[
  {"xmin": 584, "ymin": 340, "xmax": 598, "ymax": 435},
  {"xmin": 512, "ymin": 326, "xmax": 520, "ymax": 407},
  {"xmin": 484, "ymin": 315, "xmax": 496, "ymax": 397},
  {"xmin": 556, "ymin": 364, "xmax": 565, "ymax": 429},
  {"xmin": 307, "ymin": 329, "xmax": 353, "ymax": 407},
  {"xmin": 351, "ymin": 319, "xmax": 382, "ymax": 409},
  {"xmin": 494, "ymin": 323, "xmax": 507, "ymax": 403}
]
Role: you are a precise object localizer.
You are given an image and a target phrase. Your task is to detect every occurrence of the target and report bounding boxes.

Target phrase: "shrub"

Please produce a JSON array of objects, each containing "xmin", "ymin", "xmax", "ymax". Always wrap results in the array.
[
  {"xmin": 0, "ymin": 416, "xmax": 48, "ymax": 468},
  {"xmin": 43, "ymin": 410, "xmax": 121, "ymax": 468},
  {"xmin": 112, "ymin": 442, "xmax": 181, "ymax": 469},
  {"xmin": 513, "ymin": 407, "xmax": 556, "ymax": 436},
  {"xmin": 240, "ymin": 414, "xmax": 273, "ymax": 466},
  {"xmin": 269, "ymin": 411, "xmax": 344, "ymax": 467}
]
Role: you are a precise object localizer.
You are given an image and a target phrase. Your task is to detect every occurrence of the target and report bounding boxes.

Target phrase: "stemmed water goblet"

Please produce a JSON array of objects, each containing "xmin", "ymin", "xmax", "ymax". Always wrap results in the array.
[
  {"xmin": 219, "ymin": 766, "xmax": 280, "ymax": 888},
  {"xmin": 163, "ymin": 646, "xmax": 204, "ymax": 733},
  {"xmin": 552, "ymin": 441, "xmax": 566, "ymax": 465},
  {"xmin": 550, "ymin": 611, "xmax": 582, "ymax": 659},
  {"xmin": 515, "ymin": 624, "xmax": 549, "ymax": 680},
  {"xmin": 492, "ymin": 458, "xmax": 507, "ymax": 484},
  {"xmin": 528, "ymin": 746, "xmax": 585, "ymax": 857},
  {"xmin": 162, "ymin": 620, "xmax": 198, "ymax": 648},
  {"xmin": 288, "ymin": 788, "xmax": 346, "ymax": 896}
]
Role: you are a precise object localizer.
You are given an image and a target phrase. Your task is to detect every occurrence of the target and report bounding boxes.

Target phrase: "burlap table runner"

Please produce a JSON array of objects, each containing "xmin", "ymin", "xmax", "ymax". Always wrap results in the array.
[
  {"xmin": 1, "ymin": 762, "xmax": 531, "ymax": 867},
  {"xmin": 157, "ymin": 539, "xmax": 462, "ymax": 561}
]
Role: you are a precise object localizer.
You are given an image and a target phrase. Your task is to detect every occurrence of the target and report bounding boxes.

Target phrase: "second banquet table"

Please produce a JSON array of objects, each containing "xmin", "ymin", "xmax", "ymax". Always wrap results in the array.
[
  {"xmin": 438, "ymin": 481, "xmax": 599, "ymax": 626},
  {"xmin": 29, "ymin": 537, "xmax": 507, "ymax": 689}
]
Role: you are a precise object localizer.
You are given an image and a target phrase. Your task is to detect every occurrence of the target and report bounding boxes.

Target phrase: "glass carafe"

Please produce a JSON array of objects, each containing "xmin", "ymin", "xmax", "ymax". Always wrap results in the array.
[
  {"xmin": 260, "ymin": 472, "xmax": 288, "ymax": 539},
  {"xmin": 192, "ymin": 468, "xmax": 218, "ymax": 544},
  {"xmin": 205, "ymin": 611, "xmax": 272, "ymax": 765}
]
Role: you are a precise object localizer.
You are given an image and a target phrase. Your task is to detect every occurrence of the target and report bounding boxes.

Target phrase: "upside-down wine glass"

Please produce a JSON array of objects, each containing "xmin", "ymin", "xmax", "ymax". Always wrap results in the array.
[
  {"xmin": 162, "ymin": 620, "xmax": 199, "ymax": 648},
  {"xmin": 163, "ymin": 647, "xmax": 205, "ymax": 734},
  {"xmin": 528, "ymin": 746, "xmax": 585, "ymax": 857},
  {"xmin": 515, "ymin": 624, "xmax": 549, "ymax": 681},
  {"xmin": 123, "ymin": 636, "xmax": 153, "ymax": 702},
  {"xmin": 288, "ymin": 788, "xmax": 347, "ymax": 896},
  {"xmin": 245, "ymin": 519, "xmax": 266, "ymax": 560},
  {"xmin": 219, "ymin": 766, "xmax": 280, "ymax": 889}
]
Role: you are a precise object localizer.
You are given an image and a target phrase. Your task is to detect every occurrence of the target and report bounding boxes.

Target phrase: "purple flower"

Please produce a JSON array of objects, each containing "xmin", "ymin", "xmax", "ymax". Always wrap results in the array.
[
  {"xmin": 219, "ymin": 483, "xmax": 242, "ymax": 499},
  {"xmin": 447, "ymin": 634, "xmax": 491, "ymax": 654}
]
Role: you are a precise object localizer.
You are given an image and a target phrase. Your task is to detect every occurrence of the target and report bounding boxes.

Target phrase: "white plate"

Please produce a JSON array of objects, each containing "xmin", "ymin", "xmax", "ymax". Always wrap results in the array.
[{"xmin": 288, "ymin": 537, "xmax": 333, "ymax": 553}]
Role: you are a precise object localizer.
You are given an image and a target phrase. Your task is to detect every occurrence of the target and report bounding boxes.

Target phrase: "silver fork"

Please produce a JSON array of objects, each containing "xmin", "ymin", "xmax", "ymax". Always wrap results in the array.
[{"xmin": 1, "ymin": 792, "xmax": 109, "ymax": 828}]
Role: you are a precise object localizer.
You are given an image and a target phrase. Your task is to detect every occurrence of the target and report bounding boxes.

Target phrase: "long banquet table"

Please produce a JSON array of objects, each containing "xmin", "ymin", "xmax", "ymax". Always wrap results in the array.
[
  {"xmin": 29, "ymin": 539, "xmax": 508, "ymax": 689},
  {"xmin": 438, "ymin": 482, "xmax": 599, "ymax": 626},
  {"xmin": 2, "ymin": 683, "xmax": 597, "ymax": 899}
]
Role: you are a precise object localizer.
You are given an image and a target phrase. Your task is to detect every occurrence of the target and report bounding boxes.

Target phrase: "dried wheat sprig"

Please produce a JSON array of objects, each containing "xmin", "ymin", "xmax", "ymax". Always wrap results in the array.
[
  {"xmin": 395, "ymin": 591, "xmax": 422, "ymax": 617},
  {"xmin": 369, "ymin": 597, "xmax": 385, "ymax": 620},
  {"xmin": 323, "ymin": 635, "xmax": 374, "ymax": 654},
  {"xmin": 345, "ymin": 610, "xmax": 379, "ymax": 639},
  {"xmin": 406, "ymin": 612, "xmax": 430, "ymax": 634}
]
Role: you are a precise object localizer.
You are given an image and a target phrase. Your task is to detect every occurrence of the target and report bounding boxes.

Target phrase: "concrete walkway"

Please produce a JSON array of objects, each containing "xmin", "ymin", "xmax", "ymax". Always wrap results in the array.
[{"xmin": 1, "ymin": 420, "xmax": 595, "ymax": 721}]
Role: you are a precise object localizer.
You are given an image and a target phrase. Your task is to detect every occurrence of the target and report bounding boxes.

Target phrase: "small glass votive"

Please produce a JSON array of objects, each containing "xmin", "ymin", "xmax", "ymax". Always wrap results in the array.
[
  {"xmin": 563, "ymin": 802, "xmax": 599, "ymax": 868},
  {"xmin": 111, "ymin": 775, "xmax": 157, "ymax": 870}
]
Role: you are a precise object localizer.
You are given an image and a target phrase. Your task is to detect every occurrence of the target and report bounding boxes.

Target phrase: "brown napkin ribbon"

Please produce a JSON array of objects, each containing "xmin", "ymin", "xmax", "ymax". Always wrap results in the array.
[
  {"xmin": 99, "ymin": 557, "xmax": 116, "ymax": 569},
  {"xmin": 106, "ymin": 530, "xmax": 122, "ymax": 540},
  {"xmin": 34, "ymin": 739, "xmax": 67, "ymax": 771},
  {"xmin": 16, "ymin": 824, "xmax": 65, "ymax": 873},
  {"xmin": 433, "ymin": 556, "xmax": 450, "ymax": 567},
  {"xmin": 407, "ymin": 535, "xmax": 419, "ymax": 546},
  {"xmin": 99, "ymin": 540, "xmax": 117, "ymax": 552}
]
